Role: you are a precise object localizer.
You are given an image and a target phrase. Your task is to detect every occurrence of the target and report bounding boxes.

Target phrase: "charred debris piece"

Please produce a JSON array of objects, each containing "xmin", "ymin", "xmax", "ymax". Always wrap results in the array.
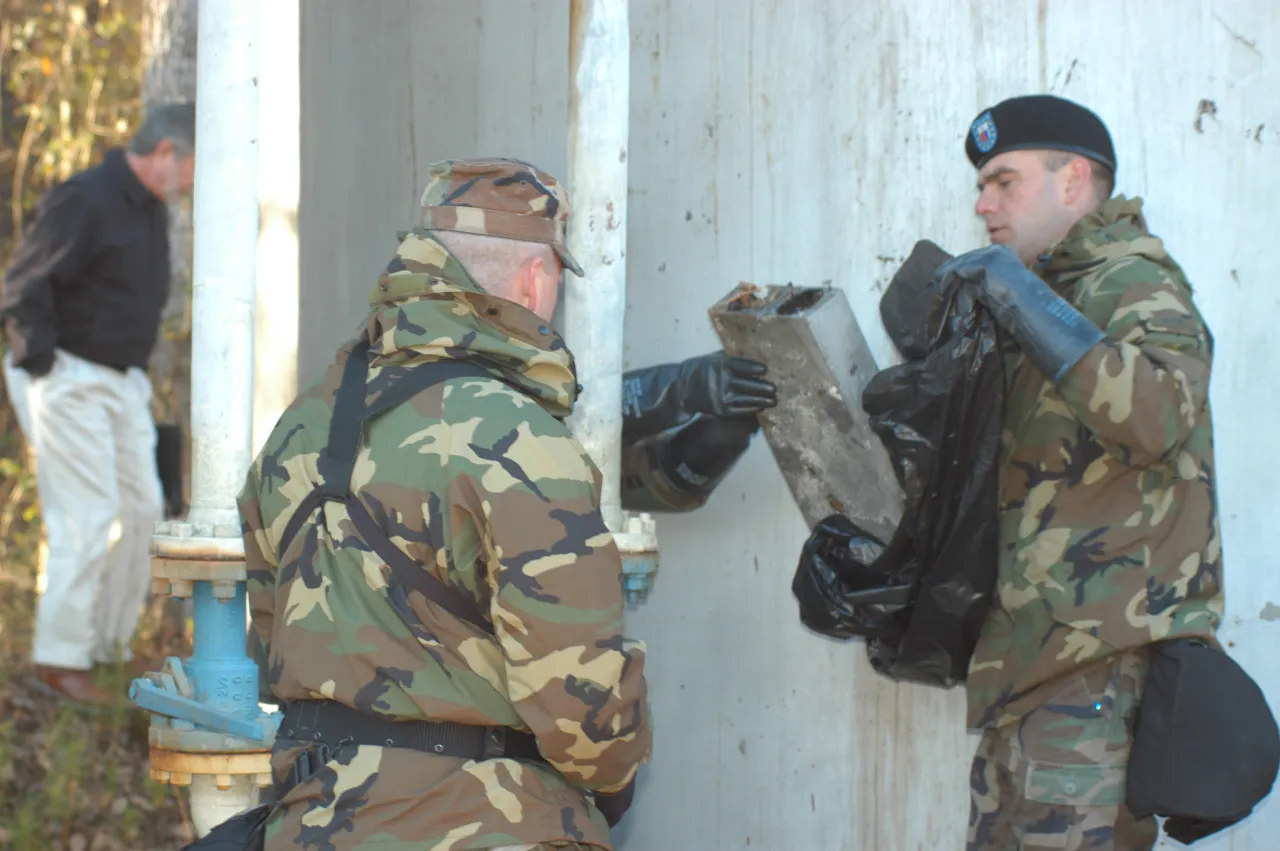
[{"xmin": 709, "ymin": 241, "xmax": 1002, "ymax": 688}]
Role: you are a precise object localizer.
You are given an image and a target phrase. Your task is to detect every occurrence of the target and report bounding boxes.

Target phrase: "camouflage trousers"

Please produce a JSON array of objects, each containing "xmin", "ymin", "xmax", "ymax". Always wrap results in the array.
[{"xmin": 966, "ymin": 651, "xmax": 1158, "ymax": 851}]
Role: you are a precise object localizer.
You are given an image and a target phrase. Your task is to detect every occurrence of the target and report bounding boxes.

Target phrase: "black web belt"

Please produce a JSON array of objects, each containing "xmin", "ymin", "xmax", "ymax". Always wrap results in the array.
[{"xmin": 280, "ymin": 700, "xmax": 547, "ymax": 765}]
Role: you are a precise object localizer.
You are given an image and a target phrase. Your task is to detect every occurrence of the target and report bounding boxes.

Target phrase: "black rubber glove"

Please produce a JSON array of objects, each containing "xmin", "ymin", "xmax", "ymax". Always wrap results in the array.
[
  {"xmin": 594, "ymin": 777, "xmax": 637, "ymax": 828},
  {"xmin": 935, "ymin": 244, "xmax": 1104, "ymax": 383},
  {"xmin": 620, "ymin": 415, "xmax": 760, "ymax": 514},
  {"xmin": 680, "ymin": 352, "xmax": 778, "ymax": 417},
  {"xmin": 621, "ymin": 351, "xmax": 777, "ymax": 443},
  {"xmin": 661, "ymin": 414, "xmax": 759, "ymax": 494}
]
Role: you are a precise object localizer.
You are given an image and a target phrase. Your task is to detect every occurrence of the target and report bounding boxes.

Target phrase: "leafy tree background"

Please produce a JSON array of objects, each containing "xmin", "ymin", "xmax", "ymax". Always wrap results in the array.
[{"xmin": 0, "ymin": 0, "xmax": 198, "ymax": 846}]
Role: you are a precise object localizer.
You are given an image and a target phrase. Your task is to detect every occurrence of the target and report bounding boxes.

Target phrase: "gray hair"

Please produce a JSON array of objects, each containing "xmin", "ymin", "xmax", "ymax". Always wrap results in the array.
[{"xmin": 129, "ymin": 102, "xmax": 197, "ymax": 156}]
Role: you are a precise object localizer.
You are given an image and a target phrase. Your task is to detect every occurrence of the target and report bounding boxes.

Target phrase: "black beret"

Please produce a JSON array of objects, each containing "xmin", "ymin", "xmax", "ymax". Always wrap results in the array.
[{"xmin": 965, "ymin": 94, "xmax": 1116, "ymax": 174}]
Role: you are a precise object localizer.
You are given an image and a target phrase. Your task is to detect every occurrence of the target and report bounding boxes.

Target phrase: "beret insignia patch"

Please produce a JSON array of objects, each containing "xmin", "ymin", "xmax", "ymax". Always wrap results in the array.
[{"xmin": 971, "ymin": 111, "xmax": 998, "ymax": 153}]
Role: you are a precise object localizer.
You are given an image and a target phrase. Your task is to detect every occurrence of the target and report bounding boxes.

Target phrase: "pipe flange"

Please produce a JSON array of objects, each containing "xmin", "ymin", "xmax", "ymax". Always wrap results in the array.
[
  {"xmin": 148, "ymin": 748, "xmax": 273, "ymax": 789},
  {"xmin": 612, "ymin": 511, "xmax": 658, "ymax": 554},
  {"xmin": 614, "ymin": 512, "xmax": 659, "ymax": 606},
  {"xmin": 150, "ymin": 725, "xmax": 278, "ymax": 754},
  {"xmin": 153, "ymin": 520, "xmax": 246, "ymax": 560},
  {"xmin": 150, "ymin": 559, "xmax": 247, "ymax": 599},
  {"xmin": 151, "ymin": 521, "xmax": 248, "ymax": 598}
]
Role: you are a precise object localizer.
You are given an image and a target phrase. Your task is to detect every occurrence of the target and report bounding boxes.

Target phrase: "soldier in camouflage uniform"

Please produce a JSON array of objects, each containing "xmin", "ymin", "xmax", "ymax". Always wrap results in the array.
[
  {"xmin": 937, "ymin": 96, "xmax": 1224, "ymax": 850},
  {"xmin": 238, "ymin": 158, "xmax": 657, "ymax": 851},
  {"xmin": 244, "ymin": 351, "xmax": 776, "ymax": 705}
]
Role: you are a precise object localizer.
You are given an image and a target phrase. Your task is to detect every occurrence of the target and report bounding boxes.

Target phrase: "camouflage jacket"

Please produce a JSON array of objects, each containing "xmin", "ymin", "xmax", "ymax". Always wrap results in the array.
[
  {"xmin": 966, "ymin": 196, "xmax": 1224, "ymax": 729},
  {"xmin": 239, "ymin": 232, "xmax": 652, "ymax": 850}
]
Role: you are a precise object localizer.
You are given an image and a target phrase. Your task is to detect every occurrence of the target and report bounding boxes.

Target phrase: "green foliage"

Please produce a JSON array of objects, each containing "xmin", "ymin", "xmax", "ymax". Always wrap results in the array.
[
  {"xmin": 0, "ymin": 2, "xmax": 196, "ymax": 848},
  {"xmin": 3, "ymin": 0, "xmax": 144, "ymax": 234}
]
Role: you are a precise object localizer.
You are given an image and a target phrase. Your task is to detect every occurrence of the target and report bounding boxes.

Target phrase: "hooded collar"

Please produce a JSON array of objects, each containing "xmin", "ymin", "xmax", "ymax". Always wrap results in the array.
[
  {"xmin": 1033, "ymin": 195, "xmax": 1171, "ymax": 286},
  {"xmin": 361, "ymin": 231, "xmax": 579, "ymax": 418}
]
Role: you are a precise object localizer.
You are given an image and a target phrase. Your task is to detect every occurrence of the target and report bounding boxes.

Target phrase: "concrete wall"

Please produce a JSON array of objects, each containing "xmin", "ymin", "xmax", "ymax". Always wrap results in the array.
[
  {"xmin": 296, "ymin": 0, "xmax": 570, "ymax": 373},
  {"xmin": 294, "ymin": 1, "xmax": 1280, "ymax": 848}
]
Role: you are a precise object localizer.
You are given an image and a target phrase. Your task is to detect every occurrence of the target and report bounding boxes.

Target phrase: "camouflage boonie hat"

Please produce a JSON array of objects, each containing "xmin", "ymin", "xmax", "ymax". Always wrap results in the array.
[{"xmin": 418, "ymin": 157, "xmax": 584, "ymax": 277}]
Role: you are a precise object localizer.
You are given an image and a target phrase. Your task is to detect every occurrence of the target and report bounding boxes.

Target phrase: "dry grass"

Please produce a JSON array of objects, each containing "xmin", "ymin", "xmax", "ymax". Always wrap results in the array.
[{"xmin": 0, "ymin": 408, "xmax": 196, "ymax": 850}]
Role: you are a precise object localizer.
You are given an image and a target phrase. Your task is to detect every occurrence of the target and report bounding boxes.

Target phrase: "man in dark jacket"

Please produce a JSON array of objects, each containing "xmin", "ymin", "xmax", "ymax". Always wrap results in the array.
[{"xmin": 1, "ymin": 102, "xmax": 196, "ymax": 707}]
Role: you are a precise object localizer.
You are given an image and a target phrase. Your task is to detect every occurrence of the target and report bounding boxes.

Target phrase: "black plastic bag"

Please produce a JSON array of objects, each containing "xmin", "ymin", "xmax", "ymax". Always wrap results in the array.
[
  {"xmin": 791, "ymin": 515, "xmax": 911, "ymax": 640},
  {"xmin": 792, "ymin": 240, "xmax": 1005, "ymax": 688}
]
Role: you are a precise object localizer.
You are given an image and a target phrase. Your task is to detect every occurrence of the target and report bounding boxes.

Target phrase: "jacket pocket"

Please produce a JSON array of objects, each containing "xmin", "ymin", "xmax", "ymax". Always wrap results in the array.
[{"xmin": 1024, "ymin": 759, "xmax": 1127, "ymax": 807}]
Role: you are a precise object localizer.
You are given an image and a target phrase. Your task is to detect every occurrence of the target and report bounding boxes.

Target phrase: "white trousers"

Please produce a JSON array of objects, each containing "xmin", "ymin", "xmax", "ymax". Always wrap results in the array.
[{"xmin": 4, "ymin": 348, "xmax": 163, "ymax": 669}]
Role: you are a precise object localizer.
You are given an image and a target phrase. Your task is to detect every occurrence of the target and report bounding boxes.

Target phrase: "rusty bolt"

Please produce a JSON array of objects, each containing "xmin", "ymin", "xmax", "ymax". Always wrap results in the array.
[
  {"xmin": 170, "ymin": 579, "xmax": 193, "ymax": 598},
  {"xmin": 169, "ymin": 772, "xmax": 193, "ymax": 787},
  {"xmin": 215, "ymin": 774, "xmax": 233, "ymax": 790},
  {"xmin": 212, "ymin": 580, "xmax": 237, "ymax": 600},
  {"xmin": 173, "ymin": 523, "xmax": 194, "ymax": 538},
  {"xmin": 151, "ymin": 769, "xmax": 171, "ymax": 783}
]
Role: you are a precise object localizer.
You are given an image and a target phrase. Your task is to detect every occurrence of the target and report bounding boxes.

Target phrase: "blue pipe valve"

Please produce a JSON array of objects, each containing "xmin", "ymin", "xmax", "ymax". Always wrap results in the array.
[
  {"xmin": 131, "ymin": 581, "xmax": 280, "ymax": 747},
  {"xmin": 133, "ymin": 522, "xmax": 280, "ymax": 756},
  {"xmin": 614, "ymin": 512, "xmax": 659, "ymax": 607}
]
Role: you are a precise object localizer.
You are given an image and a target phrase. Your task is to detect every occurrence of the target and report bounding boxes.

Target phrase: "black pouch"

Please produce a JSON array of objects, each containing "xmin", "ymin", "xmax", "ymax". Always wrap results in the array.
[
  {"xmin": 178, "ymin": 742, "xmax": 329, "ymax": 849},
  {"xmin": 594, "ymin": 776, "xmax": 638, "ymax": 828},
  {"xmin": 1127, "ymin": 637, "xmax": 1280, "ymax": 844},
  {"xmin": 178, "ymin": 805, "xmax": 271, "ymax": 850}
]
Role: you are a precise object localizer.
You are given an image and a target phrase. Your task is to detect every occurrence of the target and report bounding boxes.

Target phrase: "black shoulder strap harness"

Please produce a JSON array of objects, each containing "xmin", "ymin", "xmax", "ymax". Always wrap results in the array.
[
  {"xmin": 278, "ymin": 339, "xmax": 500, "ymax": 634},
  {"xmin": 184, "ymin": 343, "xmax": 550, "ymax": 850}
]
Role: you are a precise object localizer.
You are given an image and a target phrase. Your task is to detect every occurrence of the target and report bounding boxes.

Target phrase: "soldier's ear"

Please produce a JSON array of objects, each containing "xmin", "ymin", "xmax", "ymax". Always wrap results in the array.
[
  {"xmin": 1062, "ymin": 157, "xmax": 1092, "ymax": 206},
  {"xmin": 525, "ymin": 255, "xmax": 548, "ymax": 315},
  {"xmin": 508, "ymin": 255, "xmax": 540, "ymax": 315}
]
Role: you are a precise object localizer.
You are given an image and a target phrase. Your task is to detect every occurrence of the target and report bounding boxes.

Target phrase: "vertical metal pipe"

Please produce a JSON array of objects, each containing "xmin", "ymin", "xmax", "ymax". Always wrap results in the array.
[
  {"xmin": 184, "ymin": 0, "xmax": 261, "ymax": 834},
  {"xmin": 188, "ymin": 0, "xmax": 259, "ymax": 534},
  {"xmin": 566, "ymin": 0, "xmax": 629, "ymax": 532}
]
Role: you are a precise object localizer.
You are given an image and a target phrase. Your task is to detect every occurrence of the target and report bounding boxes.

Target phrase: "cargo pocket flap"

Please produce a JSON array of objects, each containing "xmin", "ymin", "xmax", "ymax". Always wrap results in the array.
[{"xmin": 1025, "ymin": 760, "xmax": 1126, "ymax": 807}]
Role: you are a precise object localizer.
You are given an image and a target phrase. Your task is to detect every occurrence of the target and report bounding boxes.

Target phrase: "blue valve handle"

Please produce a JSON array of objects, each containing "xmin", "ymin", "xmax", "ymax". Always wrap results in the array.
[
  {"xmin": 130, "ymin": 579, "xmax": 281, "ymax": 748},
  {"xmin": 130, "ymin": 676, "xmax": 280, "ymax": 743}
]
